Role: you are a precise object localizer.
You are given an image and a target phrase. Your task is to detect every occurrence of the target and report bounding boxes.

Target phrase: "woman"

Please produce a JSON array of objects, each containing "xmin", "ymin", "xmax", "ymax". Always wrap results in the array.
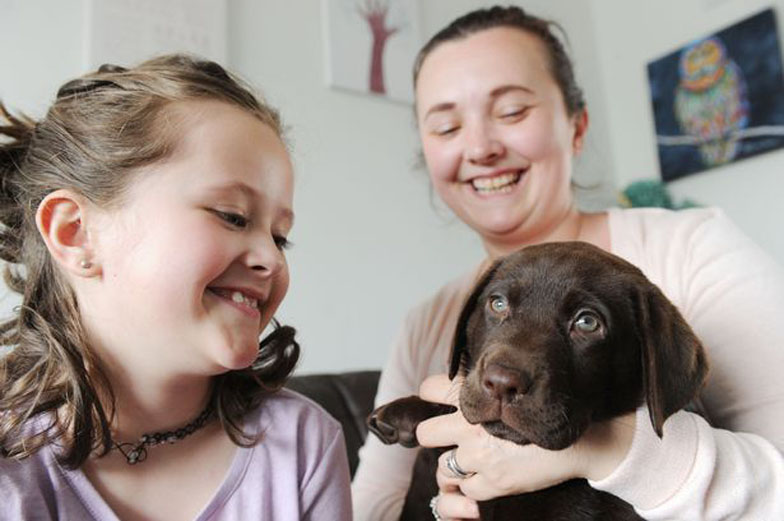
[{"xmin": 352, "ymin": 6, "xmax": 784, "ymax": 521}]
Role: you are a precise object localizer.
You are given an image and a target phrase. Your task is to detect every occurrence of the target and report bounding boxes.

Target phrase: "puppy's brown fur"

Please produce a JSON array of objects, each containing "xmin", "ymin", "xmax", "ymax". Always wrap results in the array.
[{"xmin": 368, "ymin": 242, "xmax": 708, "ymax": 521}]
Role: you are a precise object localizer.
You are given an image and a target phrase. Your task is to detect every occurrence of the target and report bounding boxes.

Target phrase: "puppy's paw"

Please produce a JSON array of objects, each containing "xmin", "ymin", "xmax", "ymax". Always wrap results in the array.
[{"xmin": 367, "ymin": 396, "xmax": 456, "ymax": 448}]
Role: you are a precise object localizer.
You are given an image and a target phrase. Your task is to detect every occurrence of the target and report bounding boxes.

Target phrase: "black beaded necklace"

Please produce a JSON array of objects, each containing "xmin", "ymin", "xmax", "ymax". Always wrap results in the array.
[{"xmin": 112, "ymin": 404, "xmax": 214, "ymax": 465}]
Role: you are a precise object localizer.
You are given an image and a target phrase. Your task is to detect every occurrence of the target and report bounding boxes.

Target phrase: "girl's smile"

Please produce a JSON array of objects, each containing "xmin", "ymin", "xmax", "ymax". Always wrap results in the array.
[{"xmin": 207, "ymin": 287, "xmax": 263, "ymax": 318}]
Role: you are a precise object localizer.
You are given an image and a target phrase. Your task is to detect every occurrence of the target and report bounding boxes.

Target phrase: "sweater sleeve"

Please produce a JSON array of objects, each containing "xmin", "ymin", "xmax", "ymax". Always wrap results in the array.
[
  {"xmin": 351, "ymin": 311, "xmax": 424, "ymax": 521},
  {"xmin": 597, "ymin": 208, "xmax": 784, "ymax": 519},
  {"xmin": 352, "ymin": 271, "xmax": 476, "ymax": 521}
]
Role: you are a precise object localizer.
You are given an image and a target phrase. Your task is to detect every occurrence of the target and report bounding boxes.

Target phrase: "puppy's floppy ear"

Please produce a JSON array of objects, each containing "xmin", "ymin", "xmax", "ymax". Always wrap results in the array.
[
  {"xmin": 449, "ymin": 262, "xmax": 501, "ymax": 379},
  {"xmin": 633, "ymin": 283, "xmax": 708, "ymax": 436}
]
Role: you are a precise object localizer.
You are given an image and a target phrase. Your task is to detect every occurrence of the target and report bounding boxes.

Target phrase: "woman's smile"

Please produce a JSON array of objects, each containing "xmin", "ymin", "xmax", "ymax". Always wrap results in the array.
[{"xmin": 465, "ymin": 168, "xmax": 528, "ymax": 196}]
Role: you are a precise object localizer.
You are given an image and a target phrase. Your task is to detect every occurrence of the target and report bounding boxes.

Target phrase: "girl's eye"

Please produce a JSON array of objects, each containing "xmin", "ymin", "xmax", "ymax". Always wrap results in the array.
[
  {"xmin": 573, "ymin": 311, "xmax": 602, "ymax": 333},
  {"xmin": 274, "ymin": 236, "xmax": 292, "ymax": 251},
  {"xmin": 215, "ymin": 210, "xmax": 249, "ymax": 228},
  {"xmin": 488, "ymin": 295, "xmax": 509, "ymax": 314}
]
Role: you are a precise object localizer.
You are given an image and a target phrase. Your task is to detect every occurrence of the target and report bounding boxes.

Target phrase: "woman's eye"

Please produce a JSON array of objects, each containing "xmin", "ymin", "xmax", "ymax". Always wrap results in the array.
[
  {"xmin": 573, "ymin": 311, "xmax": 601, "ymax": 333},
  {"xmin": 489, "ymin": 295, "xmax": 509, "ymax": 314},
  {"xmin": 215, "ymin": 210, "xmax": 248, "ymax": 228},
  {"xmin": 498, "ymin": 107, "xmax": 528, "ymax": 120},
  {"xmin": 435, "ymin": 124, "xmax": 459, "ymax": 136}
]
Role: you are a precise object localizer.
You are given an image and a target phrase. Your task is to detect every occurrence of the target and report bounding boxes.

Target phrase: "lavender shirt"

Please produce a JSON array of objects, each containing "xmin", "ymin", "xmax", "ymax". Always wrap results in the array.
[{"xmin": 0, "ymin": 389, "xmax": 353, "ymax": 520}]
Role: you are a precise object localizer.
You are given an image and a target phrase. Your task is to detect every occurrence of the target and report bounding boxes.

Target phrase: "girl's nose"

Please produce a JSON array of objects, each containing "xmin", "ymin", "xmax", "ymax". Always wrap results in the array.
[{"xmin": 247, "ymin": 236, "xmax": 285, "ymax": 276}]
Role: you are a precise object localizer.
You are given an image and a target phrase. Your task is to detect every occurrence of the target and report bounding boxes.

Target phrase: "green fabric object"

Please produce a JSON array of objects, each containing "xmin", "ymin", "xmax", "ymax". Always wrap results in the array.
[{"xmin": 618, "ymin": 180, "xmax": 700, "ymax": 209}]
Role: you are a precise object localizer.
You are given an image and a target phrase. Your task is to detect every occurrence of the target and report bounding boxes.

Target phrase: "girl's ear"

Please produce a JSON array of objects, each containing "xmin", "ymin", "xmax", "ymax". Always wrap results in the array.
[
  {"xmin": 572, "ymin": 109, "xmax": 589, "ymax": 154},
  {"xmin": 36, "ymin": 189, "xmax": 99, "ymax": 277}
]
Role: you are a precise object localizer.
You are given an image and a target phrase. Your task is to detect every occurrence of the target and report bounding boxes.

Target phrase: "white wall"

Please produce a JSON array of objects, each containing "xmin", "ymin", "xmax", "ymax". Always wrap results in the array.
[
  {"xmin": 0, "ymin": 0, "xmax": 85, "ymax": 320},
  {"xmin": 590, "ymin": 0, "xmax": 784, "ymax": 263},
  {"xmin": 0, "ymin": 1, "xmax": 85, "ymax": 116}
]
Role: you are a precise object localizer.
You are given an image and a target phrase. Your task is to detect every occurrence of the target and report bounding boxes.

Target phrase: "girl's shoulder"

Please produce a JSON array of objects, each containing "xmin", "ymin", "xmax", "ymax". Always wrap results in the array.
[
  {"xmin": 248, "ymin": 388, "xmax": 343, "ymax": 442},
  {"xmin": 0, "ymin": 443, "xmax": 71, "ymax": 520}
]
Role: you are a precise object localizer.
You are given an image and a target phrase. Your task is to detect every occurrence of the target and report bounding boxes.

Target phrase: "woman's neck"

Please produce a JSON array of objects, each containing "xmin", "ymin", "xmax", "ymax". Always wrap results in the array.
[{"xmin": 481, "ymin": 208, "xmax": 610, "ymax": 260}]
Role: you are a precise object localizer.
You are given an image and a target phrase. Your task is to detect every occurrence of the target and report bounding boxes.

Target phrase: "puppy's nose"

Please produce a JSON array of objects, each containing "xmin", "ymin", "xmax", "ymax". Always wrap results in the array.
[{"xmin": 482, "ymin": 363, "xmax": 532, "ymax": 402}]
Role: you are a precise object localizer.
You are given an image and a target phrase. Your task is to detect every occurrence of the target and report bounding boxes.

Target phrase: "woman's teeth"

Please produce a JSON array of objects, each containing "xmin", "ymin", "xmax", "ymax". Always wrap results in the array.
[{"xmin": 471, "ymin": 171, "xmax": 522, "ymax": 194}]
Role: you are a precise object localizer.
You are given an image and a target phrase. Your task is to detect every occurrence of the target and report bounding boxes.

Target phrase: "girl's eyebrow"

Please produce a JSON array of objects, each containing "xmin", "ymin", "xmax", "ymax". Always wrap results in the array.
[{"xmin": 422, "ymin": 84, "xmax": 535, "ymax": 120}]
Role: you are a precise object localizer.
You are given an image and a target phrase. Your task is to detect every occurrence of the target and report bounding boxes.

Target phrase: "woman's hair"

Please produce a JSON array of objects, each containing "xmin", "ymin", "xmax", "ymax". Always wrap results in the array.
[
  {"xmin": 413, "ymin": 5, "xmax": 585, "ymax": 116},
  {"xmin": 0, "ymin": 54, "xmax": 299, "ymax": 468}
]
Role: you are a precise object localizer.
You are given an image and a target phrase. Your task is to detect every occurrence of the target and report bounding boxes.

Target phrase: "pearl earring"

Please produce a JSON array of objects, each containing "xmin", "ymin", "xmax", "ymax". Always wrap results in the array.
[{"xmin": 80, "ymin": 259, "xmax": 93, "ymax": 269}]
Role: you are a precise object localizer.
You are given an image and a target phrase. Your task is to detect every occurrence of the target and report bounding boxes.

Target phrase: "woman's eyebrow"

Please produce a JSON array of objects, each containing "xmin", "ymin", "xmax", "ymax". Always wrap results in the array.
[
  {"xmin": 423, "ymin": 102, "xmax": 456, "ymax": 120},
  {"xmin": 489, "ymin": 84, "xmax": 535, "ymax": 98},
  {"xmin": 423, "ymin": 84, "xmax": 535, "ymax": 120}
]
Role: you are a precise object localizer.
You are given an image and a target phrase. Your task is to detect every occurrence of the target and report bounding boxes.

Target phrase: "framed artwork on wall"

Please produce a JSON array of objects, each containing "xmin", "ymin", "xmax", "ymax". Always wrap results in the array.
[
  {"xmin": 322, "ymin": 0, "xmax": 422, "ymax": 104},
  {"xmin": 647, "ymin": 8, "xmax": 784, "ymax": 182}
]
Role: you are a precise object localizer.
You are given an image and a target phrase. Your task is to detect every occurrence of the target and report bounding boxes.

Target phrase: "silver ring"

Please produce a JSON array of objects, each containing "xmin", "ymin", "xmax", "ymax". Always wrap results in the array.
[
  {"xmin": 445, "ymin": 447, "xmax": 475, "ymax": 479},
  {"xmin": 429, "ymin": 495, "xmax": 442, "ymax": 520}
]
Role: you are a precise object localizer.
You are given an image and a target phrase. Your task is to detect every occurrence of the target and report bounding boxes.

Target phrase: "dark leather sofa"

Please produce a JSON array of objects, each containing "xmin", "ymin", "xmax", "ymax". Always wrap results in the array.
[{"xmin": 286, "ymin": 370, "xmax": 380, "ymax": 477}]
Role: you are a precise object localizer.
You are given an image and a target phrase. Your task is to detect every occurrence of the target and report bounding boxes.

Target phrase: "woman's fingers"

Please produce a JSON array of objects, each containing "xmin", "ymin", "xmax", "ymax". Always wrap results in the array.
[
  {"xmin": 416, "ymin": 411, "xmax": 476, "ymax": 448},
  {"xmin": 419, "ymin": 373, "xmax": 463, "ymax": 405},
  {"xmin": 437, "ymin": 448, "xmax": 475, "ymax": 485},
  {"xmin": 432, "ymin": 491, "xmax": 480, "ymax": 520},
  {"xmin": 416, "ymin": 374, "xmax": 479, "ymax": 448}
]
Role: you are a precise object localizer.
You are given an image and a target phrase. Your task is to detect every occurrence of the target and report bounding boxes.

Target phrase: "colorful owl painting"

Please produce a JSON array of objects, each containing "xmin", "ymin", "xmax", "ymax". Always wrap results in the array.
[
  {"xmin": 674, "ymin": 37, "xmax": 749, "ymax": 166},
  {"xmin": 648, "ymin": 8, "xmax": 784, "ymax": 181}
]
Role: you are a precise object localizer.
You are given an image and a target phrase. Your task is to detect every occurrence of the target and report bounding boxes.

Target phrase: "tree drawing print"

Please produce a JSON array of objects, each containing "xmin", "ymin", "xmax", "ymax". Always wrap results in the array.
[{"xmin": 358, "ymin": 0, "xmax": 399, "ymax": 94}]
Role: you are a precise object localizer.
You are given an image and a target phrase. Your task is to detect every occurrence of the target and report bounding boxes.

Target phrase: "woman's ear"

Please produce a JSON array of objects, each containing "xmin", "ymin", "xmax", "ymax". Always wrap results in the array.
[
  {"xmin": 572, "ymin": 109, "xmax": 589, "ymax": 154},
  {"xmin": 35, "ymin": 189, "xmax": 99, "ymax": 277}
]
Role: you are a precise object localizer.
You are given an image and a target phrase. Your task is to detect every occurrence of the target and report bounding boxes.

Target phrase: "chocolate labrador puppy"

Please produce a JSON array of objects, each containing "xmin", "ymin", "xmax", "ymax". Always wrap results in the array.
[{"xmin": 368, "ymin": 242, "xmax": 708, "ymax": 521}]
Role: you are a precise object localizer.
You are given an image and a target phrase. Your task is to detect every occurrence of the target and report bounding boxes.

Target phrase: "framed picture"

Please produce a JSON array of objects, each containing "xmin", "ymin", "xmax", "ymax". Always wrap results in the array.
[
  {"xmin": 322, "ymin": 0, "xmax": 422, "ymax": 104},
  {"xmin": 647, "ymin": 8, "xmax": 784, "ymax": 181}
]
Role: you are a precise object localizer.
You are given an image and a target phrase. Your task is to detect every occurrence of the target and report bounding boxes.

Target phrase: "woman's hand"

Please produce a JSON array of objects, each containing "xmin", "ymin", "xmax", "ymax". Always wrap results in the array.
[{"xmin": 416, "ymin": 374, "xmax": 637, "ymax": 519}]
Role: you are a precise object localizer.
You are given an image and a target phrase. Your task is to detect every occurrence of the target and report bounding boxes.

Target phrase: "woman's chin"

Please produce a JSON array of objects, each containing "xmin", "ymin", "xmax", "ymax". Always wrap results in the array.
[{"xmin": 468, "ymin": 213, "xmax": 528, "ymax": 239}]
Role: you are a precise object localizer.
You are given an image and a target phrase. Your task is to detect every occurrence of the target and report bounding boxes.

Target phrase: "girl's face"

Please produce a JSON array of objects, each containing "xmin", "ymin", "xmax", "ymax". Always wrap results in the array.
[
  {"xmin": 415, "ymin": 27, "xmax": 586, "ymax": 249},
  {"xmin": 83, "ymin": 100, "xmax": 294, "ymax": 377}
]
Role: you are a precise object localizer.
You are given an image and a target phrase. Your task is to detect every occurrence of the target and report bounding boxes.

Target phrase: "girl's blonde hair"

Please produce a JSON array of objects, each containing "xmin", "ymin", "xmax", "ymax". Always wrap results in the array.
[{"xmin": 0, "ymin": 54, "xmax": 299, "ymax": 468}]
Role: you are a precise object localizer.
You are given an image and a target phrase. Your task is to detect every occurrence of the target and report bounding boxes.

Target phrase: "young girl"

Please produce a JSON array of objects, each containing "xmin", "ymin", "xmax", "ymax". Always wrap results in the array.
[{"xmin": 0, "ymin": 55, "xmax": 352, "ymax": 520}]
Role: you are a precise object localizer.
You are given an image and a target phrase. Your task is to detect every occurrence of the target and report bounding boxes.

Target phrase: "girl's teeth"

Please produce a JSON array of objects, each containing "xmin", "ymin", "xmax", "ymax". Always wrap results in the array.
[{"xmin": 230, "ymin": 291, "xmax": 258, "ymax": 308}]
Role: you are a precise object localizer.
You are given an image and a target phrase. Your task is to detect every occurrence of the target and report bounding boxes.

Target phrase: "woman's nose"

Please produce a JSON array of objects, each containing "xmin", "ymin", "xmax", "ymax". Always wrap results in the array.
[{"xmin": 464, "ymin": 124, "xmax": 504, "ymax": 165}]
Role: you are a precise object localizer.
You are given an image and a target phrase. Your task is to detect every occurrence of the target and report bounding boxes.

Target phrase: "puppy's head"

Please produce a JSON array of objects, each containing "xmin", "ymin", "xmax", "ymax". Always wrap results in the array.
[{"xmin": 451, "ymin": 242, "xmax": 707, "ymax": 450}]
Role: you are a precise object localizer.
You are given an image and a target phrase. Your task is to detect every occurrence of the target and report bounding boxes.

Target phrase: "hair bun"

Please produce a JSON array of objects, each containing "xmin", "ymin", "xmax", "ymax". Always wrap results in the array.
[{"xmin": 97, "ymin": 63, "xmax": 127, "ymax": 74}]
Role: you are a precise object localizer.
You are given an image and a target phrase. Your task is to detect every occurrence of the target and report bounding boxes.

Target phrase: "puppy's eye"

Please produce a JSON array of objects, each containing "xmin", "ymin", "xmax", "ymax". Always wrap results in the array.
[
  {"xmin": 488, "ymin": 295, "xmax": 509, "ymax": 314},
  {"xmin": 572, "ymin": 310, "xmax": 602, "ymax": 333}
]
